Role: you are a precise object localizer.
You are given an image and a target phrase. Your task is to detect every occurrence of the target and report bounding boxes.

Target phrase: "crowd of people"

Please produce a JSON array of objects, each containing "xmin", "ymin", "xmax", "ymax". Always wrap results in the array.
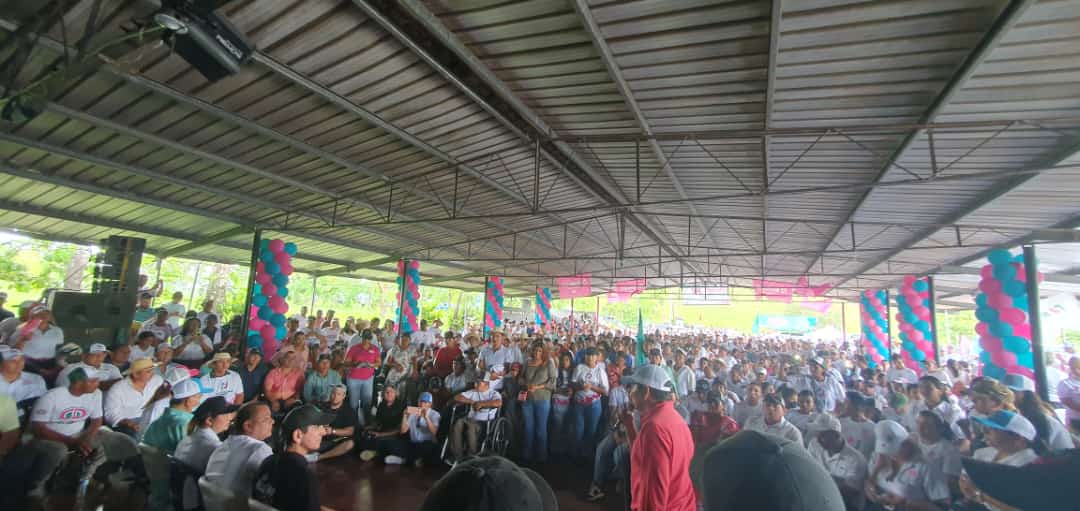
[{"xmin": 0, "ymin": 286, "xmax": 1079, "ymax": 511}]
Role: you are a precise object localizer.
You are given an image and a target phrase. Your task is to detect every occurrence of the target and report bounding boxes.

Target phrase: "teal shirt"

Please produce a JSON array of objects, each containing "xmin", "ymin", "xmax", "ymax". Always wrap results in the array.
[
  {"xmin": 302, "ymin": 370, "xmax": 342, "ymax": 403},
  {"xmin": 133, "ymin": 307, "xmax": 155, "ymax": 323},
  {"xmin": 143, "ymin": 407, "xmax": 194, "ymax": 454}
]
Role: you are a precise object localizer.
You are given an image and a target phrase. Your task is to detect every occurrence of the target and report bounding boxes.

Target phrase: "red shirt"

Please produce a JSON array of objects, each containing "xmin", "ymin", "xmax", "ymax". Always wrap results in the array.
[
  {"xmin": 431, "ymin": 346, "xmax": 462, "ymax": 378},
  {"xmin": 345, "ymin": 343, "xmax": 380, "ymax": 380},
  {"xmin": 631, "ymin": 400, "xmax": 697, "ymax": 511}
]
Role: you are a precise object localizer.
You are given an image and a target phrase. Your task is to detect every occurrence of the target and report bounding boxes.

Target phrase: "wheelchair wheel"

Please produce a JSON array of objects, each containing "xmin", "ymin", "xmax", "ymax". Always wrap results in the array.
[{"xmin": 485, "ymin": 417, "xmax": 512, "ymax": 456}]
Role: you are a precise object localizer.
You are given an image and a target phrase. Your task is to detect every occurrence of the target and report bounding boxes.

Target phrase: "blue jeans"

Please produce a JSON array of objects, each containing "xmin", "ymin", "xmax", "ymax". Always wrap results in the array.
[
  {"xmin": 573, "ymin": 399, "xmax": 602, "ymax": 454},
  {"xmin": 592, "ymin": 432, "xmax": 631, "ymax": 485},
  {"xmin": 522, "ymin": 399, "xmax": 551, "ymax": 462},
  {"xmin": 347, "ymin": 378, "xmax": 373, "ymax": 427},
  {"xmin": 550, "ymin": 398, "xmax": 570, "ymax": 456}
]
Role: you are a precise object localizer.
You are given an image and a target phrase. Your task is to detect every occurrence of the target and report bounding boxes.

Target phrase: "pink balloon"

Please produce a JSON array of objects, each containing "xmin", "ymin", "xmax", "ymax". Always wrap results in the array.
[
  {"xmin": 256, "ymin": 261, "xmax": 266, "ymax": 274},
  {"xmin": 916, "ymin": 309, "xmax": 932, "ymax": 322},
  {"xmin": 255, "ymin": 272, "xmax": 272, "ymax": 286},
  {"xmin": 249, "ymin": 317, "xmax": 266, "ymax": 331},
  {"xmin": 272, "ymin": 301, "xmax": 289, "ymax": 315},
  {"xmin": 279, "ymin": 262, "xmax": 293, "ymax": 276},
  {"xmin": 979, "ymin": 279, "xmax": 1002, "ymax": 295},
  {"xmin": 260, "ymin": 324, "xmax": 277, "ymax": 341},
  {"xmin": 274, "ymin": 251, "xmax": 290, "ymax": 265},
  {"xmin": 903, "ymin": 275, "xmax": 917, "ymax": 286},
  {"xmin": 999, "ymin": 307, "xmax": 1025, "ymax": 324},
  {"xmin": 268, "ymin": 239, "xmax": 285, "ymax": 253},
  {"xmin": 980, "ymin": 335, "xmax": 1003, "ymax": 353},
  {"xmin": 1012, "ymin": 323, "xmax": 1031, "ymax": 340},
  {"xmin": 980, "ymin": 265, "xmax": 994, "ymax": 279},
  {"xmin": 975, "ymin": 323, "xmax": 990, "ymax": 338},
  {"xmin": 910, "ymin": 330, "xmax": 924, "ymax": 343},
  {"xmin": 895, "ymin": 313, "xmax": 905, "ymax": 323},
  {"xmin": 262, "ymin": 283, "xmax": 277, "ymax": 297},
  {"xmin": 987, "ymin": 292, "xmax": 1011, "ymax": 310}
]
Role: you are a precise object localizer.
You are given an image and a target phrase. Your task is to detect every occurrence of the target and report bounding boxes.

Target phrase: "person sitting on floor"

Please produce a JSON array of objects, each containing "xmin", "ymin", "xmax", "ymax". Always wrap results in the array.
[
  {"xmin": 358, "ymin": 386, "xmax": 406, "ymax": 462},
  {"xmin": 204, "ymin": 401, "xmax": 274, "ymax": 498},
  {"xmin": 312, "ymin": 384, "xmax": 356, "ymax": 462},
  {"xmin": 382, "ymin": 391, "xmax": 441, "ymax": 467}
]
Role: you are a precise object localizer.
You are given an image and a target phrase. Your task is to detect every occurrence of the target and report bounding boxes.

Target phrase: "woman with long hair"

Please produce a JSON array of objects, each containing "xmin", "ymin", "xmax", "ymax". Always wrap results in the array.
[
  {"xmin": 551, "ymin": 351, "xmax": 576, "ymax": 458},
  {"xmin": 173, "ymin": 317, "xmax": 212, "ymax": 367},
  {"xmin": 865, "ymin": 421, "xmax": 951, "ymax": 511},
  {"xmin": 915, "ymin": 410, "xmax": 961, "ymax": 501},
  {"xmin": 520, "ymin": 341, "xmax": 556, "ymax": 463},
  {"xmin": 1005, "ymin": 375, "xmax": 1075, "ymax": 452}
]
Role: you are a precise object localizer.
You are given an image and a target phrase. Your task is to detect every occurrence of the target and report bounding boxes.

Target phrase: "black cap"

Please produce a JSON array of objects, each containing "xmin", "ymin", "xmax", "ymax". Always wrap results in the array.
[
  {"xmin": 419, "ymin": 456, "xmax": 556, "ymax": 511},
  {"xmin": 697, "ymin": 430, "xmax": 844, "ymax": 511},
  {"xmin": 281, "ymin": 404, "xmax": 334, "ymax": 436},
  {"xmin": 961, "ymin": 451, "xmax": 1080, "ymax": 510},
  {"xmin": 193, "ymin": 396, "xmax": 240, "ymax": 422}
]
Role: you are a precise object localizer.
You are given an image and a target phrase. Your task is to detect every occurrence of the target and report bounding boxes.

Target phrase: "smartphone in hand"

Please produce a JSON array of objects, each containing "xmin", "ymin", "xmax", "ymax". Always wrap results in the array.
[{"xmin": 406, "ymin": 406, "xmax": 421, "ymax": 416}]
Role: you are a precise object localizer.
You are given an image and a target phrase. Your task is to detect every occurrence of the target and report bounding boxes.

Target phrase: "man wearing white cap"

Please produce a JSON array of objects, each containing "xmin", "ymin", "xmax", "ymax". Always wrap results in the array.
[
  {"xmin": 971, "ymin": 410, "xmax": 1039, "ymax": 467},
  {"xmin": 103, "ymin": 358, "xmax": 163, "ymax": 436},
  {"xmin": 805, "ymin": 413, "xmax": 868, "ymax": 509},
  {"xmin": 27, "ymin": 366, "xmax": 105, "ymax": 497},
  {"xmin": 56, "ymin": 343, "xmax": 123, "ymax": 390},
  {"xmin": 200, "ymin": 352, "xmax": 244, "ymax": 405},
  {"xmin": 0, "ymin": 346, "xmax": 46, "ymax": 418},
  {"xmin": 14, "ymin": 306, "xmax": 64, "ymax": 369}
]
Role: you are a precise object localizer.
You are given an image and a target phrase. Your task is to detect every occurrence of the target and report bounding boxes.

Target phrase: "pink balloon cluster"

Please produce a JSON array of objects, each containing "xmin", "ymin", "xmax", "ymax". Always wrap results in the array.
[
  {"xmin": 896, "ymin": 275, "xmax": 934, "ymax": 373},
  {"xmin": 859, "ymin": 289, "xmax": 889, "ymax": 367},
  {"xmin": 248, "ymin": 239, "xmax": 295, "ymax": 357},
  {"xmin": 394, "ymin": 259, "xmax": 421, "ymax": 334},
  {"xmin": 975, "ymin": 249, "xmax": 1039, "ymax": 381}
]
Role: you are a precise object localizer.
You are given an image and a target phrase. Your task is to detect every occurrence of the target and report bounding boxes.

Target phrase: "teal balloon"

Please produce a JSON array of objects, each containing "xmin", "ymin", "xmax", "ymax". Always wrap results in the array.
[
  {"xmin": 247, "ymin": 334, "xmax": 262, "ymax": 348},
  {"xmin": 272, "ymin": 274, "xmax": 288, "ymax": 287},
  {"xmin": 975, "ymin": 307, "xmax": 997, "ymax": 323},
  {"xmin": 989, "ymin": 322, "xmax": 1013, "ymax": 338},
  {"xmin": 993, "ymin": 265, "xmax": 1016, "ymax": 281},
  {"xmin": 252, "ymin": 294, "xmax": 268, "ymax": 307},
  {"xmin": 1013, "ymin": 296, "xmax": 1028, "ymax": 311},
  {"xmin": 253, "ymin": 283, "xmax": 262, "ymax": 295},
  {"xmin": 975, "ymin": 294, "xmax": 988, "ymax": 308},
  {"xmin": 265, "ymin": 261, "xmax": 280, "ymax": 275},
  {"xmin": 1002, "ymin": 336, "xmax": 1030, "ymax": 354},
  {"xmin": 1003, "ymin": 280, "xmax": 1025, "ymax": 297},
  {"xmin": 260, "ymin": 251, "xmax": 275, "ymax": 263},
  {"xmin": 284, "ymin": 242, "xmax": 298, "ymax": 256},
  {"xmin": 984, "ymin": 366, "xmax": 1006, "ymax": 381},
  {"xmin": 1016, "ymin": 352, "xmax": 1034, "ymax": 369},
  {"xmin": 915, "ymin": 320, "xmax": 930, "ymax": 332},
  {"xmin": 259, "ymin": 239, "xmax": 270, "ymax": 251},
  {"xmin": 988, "ymin": 249, "xmax": 1012, "ymax": 266},
  {"xmin": 980, "ymin": 351, "xmax": 993, "ymax": 364},
  {"xmin": 913, "ymin": 280, "xmax": 928, "ymax": 292},
  {"xmin": 257, "ymin": 307, "xmax": 272, "ymax": 320},
  {"xmin": 278, "ymin": 286, "xmax": 289, "ymax": 298},
  {"xmin": 912, "ymin": 350, "xmax": 926, "ymax": 361},
  {"xmin": 275, "ymin": 325, "xmax": 287, "ymax": 339},
  {"xmin": 903, "ymin": 341, "xmax": 916, "ymax": 351},
  {"xmin": 270, "ymin": 313, "xmax": 286, "ymax": 327}
]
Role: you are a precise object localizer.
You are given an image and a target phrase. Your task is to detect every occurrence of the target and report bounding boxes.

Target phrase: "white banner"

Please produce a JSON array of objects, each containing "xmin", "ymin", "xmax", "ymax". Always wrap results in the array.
[{"xmin": 682, "ymin": 285, "xmax": 730, "ymax": 306}]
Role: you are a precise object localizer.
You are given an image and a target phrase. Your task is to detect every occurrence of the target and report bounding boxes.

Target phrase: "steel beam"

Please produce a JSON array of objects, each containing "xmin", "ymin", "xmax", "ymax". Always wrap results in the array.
[{"xmin": 802, "ymin": 0, "xmax": 1037, "ymax": 278}]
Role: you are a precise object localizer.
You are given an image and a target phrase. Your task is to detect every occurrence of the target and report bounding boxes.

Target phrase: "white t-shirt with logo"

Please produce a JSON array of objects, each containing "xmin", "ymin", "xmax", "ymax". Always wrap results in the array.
[
  {"xmin": 572, "ymin": 363, "xmax": 609, "ymax": 404},
  {"xmin": 839, "ymin": 417, "xmax": 877, "ymax": 461},
  {"xmin": 200, "ymin": 370, "xmax": 243, "ymax": 402},
  {"xmin": 31, "ymin": 386, "xmax": 103, "ymax": 437}
]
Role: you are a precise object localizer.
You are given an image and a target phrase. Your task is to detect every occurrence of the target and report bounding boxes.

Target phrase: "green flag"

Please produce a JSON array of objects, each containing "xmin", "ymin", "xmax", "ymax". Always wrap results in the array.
[{"xmin": 635, "ymin": 308, "xmax": 646, "ymax": 367}]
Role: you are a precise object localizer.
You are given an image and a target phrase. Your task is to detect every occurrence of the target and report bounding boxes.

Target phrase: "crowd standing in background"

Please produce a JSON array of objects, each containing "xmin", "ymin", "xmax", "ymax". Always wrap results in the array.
[{"xmin": 0, "ymin": 283, "xmax": 1079, "ymax": 511}]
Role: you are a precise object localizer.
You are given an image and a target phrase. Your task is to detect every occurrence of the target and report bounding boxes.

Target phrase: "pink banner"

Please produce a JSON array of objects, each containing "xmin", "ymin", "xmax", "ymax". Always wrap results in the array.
[
  {"xmin": 557, "ymin": 274, "xmax": 592, "ymax": 299},
  {"xmin": 608, "ymin": 278, "xmax": 646, "ymax": 302},
  {"xmin": 753, "ymin": 278, "xmax": 832, "ymax": 303},
  {"xmin": 800, "ymin": 299, "xmax": 833, "ymax": 313}
]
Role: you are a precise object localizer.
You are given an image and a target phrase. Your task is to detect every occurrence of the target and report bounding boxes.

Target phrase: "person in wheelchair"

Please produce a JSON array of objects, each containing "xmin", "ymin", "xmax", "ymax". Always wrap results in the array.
[{"xmin": 449, "ymin": 375, "xmax": 502, "ymax": 461}]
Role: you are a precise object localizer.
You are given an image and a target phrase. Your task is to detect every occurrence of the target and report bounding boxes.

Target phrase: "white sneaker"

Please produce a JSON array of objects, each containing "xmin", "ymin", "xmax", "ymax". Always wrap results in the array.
[
  {"xmin": 385, "ymin": 455, "xmax": 405, "ymax": 465},
  {"xmin": 359, "ymin": 450, "xmax": 378, "ymax": 461}
]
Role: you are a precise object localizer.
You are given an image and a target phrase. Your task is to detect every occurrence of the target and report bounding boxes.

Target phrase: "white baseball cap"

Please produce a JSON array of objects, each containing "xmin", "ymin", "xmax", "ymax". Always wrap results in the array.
[
  {"xmin": 88, "ymin": 343, "xmax": 108, "ymax": 354},
  {"xmin": 874, "ymin": 420, "xmax": 909, "ymax": 456},
  {"xmin": 973, "ymin": 410, "xmax": 1036, "ymax": 441},
  {"xmin": 164, "ymin": 366, "xmax": 194, "ymax": 387},
  {"xmin": 171, "ymin": 379, "xmax": 201, "ymax": 400},
  {"xmin": 621, "ymin": 364, "xmax": 675, "ymax": 393},
  {"xmin": 806, "ymin": 413, "xmax": 842, "ymax": 434}
]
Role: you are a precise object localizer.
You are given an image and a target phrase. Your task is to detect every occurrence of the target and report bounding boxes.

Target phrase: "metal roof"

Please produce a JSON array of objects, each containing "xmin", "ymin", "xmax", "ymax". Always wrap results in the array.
[{"xmin": 1, "ymin": 0, "xmax": 1078, "ymax": 300}]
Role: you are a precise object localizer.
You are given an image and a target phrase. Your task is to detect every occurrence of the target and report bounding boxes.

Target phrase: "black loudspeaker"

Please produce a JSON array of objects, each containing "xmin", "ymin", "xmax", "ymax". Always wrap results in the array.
[
  {"xmin": 92, "ymin": 236, "xmax": 145, "ymax": 295},
  {"xmin": 48, "ymin": 291, "xmax": 136, "ymax": 329},
  {"xmin": 156, "ymin": 1, "xmax": 253, "ymax": 82}
]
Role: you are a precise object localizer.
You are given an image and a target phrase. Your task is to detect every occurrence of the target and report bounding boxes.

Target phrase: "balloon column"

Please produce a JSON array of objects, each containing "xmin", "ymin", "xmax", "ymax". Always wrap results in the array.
[
  {"xmin": 896, "ymin": 276, "xmax": 935, "ymax": 373},
  {"xmin": 860, "ymin": 289, "xmax": 891, "ymax": 368},
  {"xmin": 248, "ymin": 239, "xmax": 297, "ymax": 358},
  {"xmin": 535, "ymin": 287, "xmax": 552, "ymax": 325},
  {"xmin": 484, "ymin": 276, "xmax": 504, "ymax": 336},
  {"xmin": 395, "ymin": 259, "xmax": 421, "ymax": 335},
  {"xmin": 975, "ymin": 249, "xmax": 1039, "ymax": 382}
]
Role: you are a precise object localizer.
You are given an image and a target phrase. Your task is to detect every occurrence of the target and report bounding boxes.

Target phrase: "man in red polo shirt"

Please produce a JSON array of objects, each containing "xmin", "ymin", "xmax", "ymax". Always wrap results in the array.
[{"xmin": 621, "ymin": 364, "xmax": 696, "ymax": 511}]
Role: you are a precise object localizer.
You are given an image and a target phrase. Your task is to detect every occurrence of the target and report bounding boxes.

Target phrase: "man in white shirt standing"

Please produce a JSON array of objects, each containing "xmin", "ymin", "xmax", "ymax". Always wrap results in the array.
[
  {"xmin": 27, "ymin": 367, "xmax": 105, "ymax": 497},
  {"xmin": 745, "ymin": 393, "xmax": 804, "ymax": 445},
  {"xmin": 412, "ymin": 319, "xmax": 435, "ymax": 349},
  {"xmin": 204, "ymin": 401, "xmax": 274, "ymax": 497},
  {"xmin": 805, "ymin": 413, "xmax": 868, "ymax": 509},
  {"xmin": 163, "ymin": 292, "xmax": 186, "ymax": 330},
  {"xmin": 56, "ymin": 343, "xmax": 123, "ymax": 390},
  {"xmin": 0, "ymin": 346, "xmax": 47, "ymax": 418},
  {"xmin": 14, "ymin": 306, "xmax": 64, "ymax": 370},
  {"xmin": 138, "ymin": 308, "xmax": 175, "ymax": 344},
  {"xmin": 200, "ymin": 353, "xmax": 244, "ymax": 405},
  {"xmin": 479, "ymin": 331, "xmax": 513, "ymax": 371},
  {"xmin": 103, "ymin": 358, "xmax": 163, "ymax": 437},
  {"xmin": 195, "ymin": 299, "xmax": 215, "ymax": 326}
]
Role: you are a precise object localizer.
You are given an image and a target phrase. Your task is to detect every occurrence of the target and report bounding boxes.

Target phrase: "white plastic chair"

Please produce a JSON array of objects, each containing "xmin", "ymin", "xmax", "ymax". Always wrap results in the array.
[{"xmin": 198, "ymin": 476, "xmax": 249, "ymax": 511}]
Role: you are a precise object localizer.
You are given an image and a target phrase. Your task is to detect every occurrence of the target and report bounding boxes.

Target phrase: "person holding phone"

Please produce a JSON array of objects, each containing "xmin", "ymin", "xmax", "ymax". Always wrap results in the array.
[
  {"xmin": 382, "ymin": 392, "xmax": 441, "ymax": 467},
  {"xmin": 344, "ymin": 330, "xmax": 380, "ymax": 426}
]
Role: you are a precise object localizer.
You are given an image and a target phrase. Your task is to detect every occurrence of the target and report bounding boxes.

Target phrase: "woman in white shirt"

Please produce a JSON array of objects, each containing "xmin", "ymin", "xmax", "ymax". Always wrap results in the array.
[
  {"xmin": 1008, "ymin": 382, "xmax": 1075, "ymax": 452},
  {"xmin": 971, "ymin": 410, "xmax": 1040, "ymax": 467},
  {"xmin": 866, "ymin": 420, "xmax": 951, "ymax": 511},
  {"xmin": 174, "ymin": 396, "xmax": 239, "ymax": 510},
  {"xmin": 571, "ymin": 347, "xmax": 608, "ymax": 454},
  {"xmin": 172, "ymin": 318, "xmax": 212, "ymax": 367},
  {"xmin": 914, "ymin": 410, "xmax": 962, "ymax": 502}
]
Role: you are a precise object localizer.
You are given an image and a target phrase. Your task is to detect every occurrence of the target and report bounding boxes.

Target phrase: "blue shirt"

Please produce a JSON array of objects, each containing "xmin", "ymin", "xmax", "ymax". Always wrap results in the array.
[
  {"xmin": 407, "ymin": 408, "xmax": 440, "ymax": 443},
  {"xmin": 143, "ymin": 407, "xmax": 194, "ymax": 454}
]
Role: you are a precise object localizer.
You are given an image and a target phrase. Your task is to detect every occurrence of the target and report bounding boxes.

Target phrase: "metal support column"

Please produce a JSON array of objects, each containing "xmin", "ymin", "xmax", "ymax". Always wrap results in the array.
[
  {"xmin": 927, "ymin": 276, "xmax": 941, "ymax": 364},
  {"xmin": 187, "ymin": 262, "xmax": 202, "ymax": 310},
  {"xmin": 310, "ymin": 275, "xmax": 318, "ymax": 313},
  {"xmin": 396, "ymin": 259, "xmax": 408, "ymax": 335},
  {"xmin": 482, "ymin": 276, "xmax": 491, "ymax": 337},
  {"xmin": 239, "ymin": 229, "xmax": 263, "ymax": 340},
  {"xmin": 885, "ymin": 290, "xmax": 892, "ymax": 356},
  {"xmin": 1023, "ymin": 244, "xmax": 1049, "ymax": 402},
  {"xmin": 841, "ymin": 301, "xmax": 847, "ymax": 343}
]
